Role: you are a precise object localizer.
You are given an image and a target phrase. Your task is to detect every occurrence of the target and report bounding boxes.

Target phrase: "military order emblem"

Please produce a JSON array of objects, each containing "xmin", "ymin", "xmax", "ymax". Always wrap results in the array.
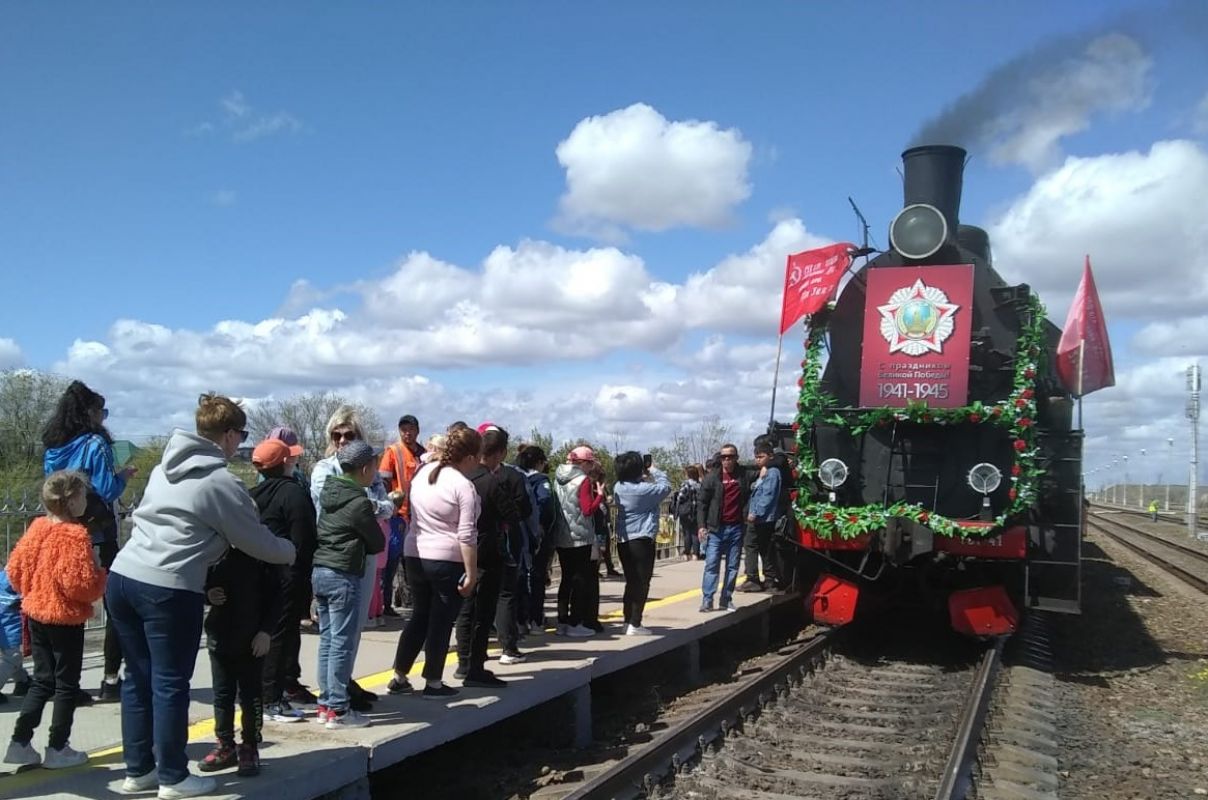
[{"xmin": 876, "ymin": 278, "xmax": 959, "ymax": 356}]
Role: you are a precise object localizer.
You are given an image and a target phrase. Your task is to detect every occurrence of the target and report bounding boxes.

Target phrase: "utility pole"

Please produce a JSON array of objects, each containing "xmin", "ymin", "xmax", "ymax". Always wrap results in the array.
[
  {"xmin": 1187, "ymin": 365, "xmax": 1200, "ymax": 539},
  {"xmin": 1167, "ymin": 436, "xmax": 1174, "ymax": 511}
]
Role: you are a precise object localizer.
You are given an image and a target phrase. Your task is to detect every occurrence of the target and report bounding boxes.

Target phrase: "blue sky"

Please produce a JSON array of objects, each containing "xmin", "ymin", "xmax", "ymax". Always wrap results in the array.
[{"xmin": 2, "ymin": 2, "xmax": 1207, "ymax": 477}]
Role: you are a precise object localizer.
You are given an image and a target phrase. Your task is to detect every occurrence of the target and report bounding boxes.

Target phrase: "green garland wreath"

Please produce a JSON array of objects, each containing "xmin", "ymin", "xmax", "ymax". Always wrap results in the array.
[{"xmin": 792, "ymin": 292, "xmax": 1047, "ymax": 540}]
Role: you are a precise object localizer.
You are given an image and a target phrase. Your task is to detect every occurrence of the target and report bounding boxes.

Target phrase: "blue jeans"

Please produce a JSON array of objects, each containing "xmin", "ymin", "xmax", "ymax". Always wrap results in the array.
[
  {"xmin": 701, "ymin": 523, "xmax": 744, "ymax": 607},
  {"xmin": 312, "ymin": 566, "xmax": 363, "ymax": 713},
  {"xmin": 105, "ymin": 572, "xmax": 204, "ymax": 786}
]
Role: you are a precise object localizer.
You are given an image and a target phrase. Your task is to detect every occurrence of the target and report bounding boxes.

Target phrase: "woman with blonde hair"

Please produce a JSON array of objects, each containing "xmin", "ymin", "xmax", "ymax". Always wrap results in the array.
[{"xmin": 105, "ymin": 394, "xmax": 295, "ymax": 799}]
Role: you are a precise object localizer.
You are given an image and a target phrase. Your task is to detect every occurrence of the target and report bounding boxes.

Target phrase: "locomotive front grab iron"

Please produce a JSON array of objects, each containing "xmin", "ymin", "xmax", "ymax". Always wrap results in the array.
[{"xmin": 784, "ymin": 145, "xmax": 1083, "ymax": 636}]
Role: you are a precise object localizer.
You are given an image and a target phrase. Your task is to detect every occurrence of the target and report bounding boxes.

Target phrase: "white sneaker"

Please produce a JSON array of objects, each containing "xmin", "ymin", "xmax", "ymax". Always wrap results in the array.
[
  {"xmin": 266, "ymin": 701, "xmax": 305, "ymax": 723},
  {"xmin": 43, "ymin": 744, "xmax": 88, "ymax": 769},
  {"xmin": 625, "ymin": 624, "xmax": 653, "ymax": 636},
  {"xmin": 499, "ymin": 652, "xmax": 526, "ymax": 665},
  {"xmin": 3, "ymin": 740, "xmax": 41, "ymax": 766},
  {"xmin": 325, "ymin": 709, "xmax": 372, "ymax": 729},
  {"xmin": 567, "ymin": 624, "xmax": 595, "ymax": 637},
  {"xmin": 120, "ymin": 771, "xmax": 158, "ymax": 794},
  {"xmin": 158, "ymin": 774, "xmax": 217, "ymax": 799}
]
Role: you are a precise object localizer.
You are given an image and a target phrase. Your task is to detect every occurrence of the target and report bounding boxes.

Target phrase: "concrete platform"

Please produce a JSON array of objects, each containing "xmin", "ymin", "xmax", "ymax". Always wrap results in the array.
[{"xmin": 0, "ymin": 559, "xmax": 797, "ymax": 800}]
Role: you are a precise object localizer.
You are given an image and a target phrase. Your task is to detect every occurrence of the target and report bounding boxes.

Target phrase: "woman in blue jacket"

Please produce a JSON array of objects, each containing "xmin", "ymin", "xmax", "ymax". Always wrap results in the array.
[
  {"xmin": 612, "ymin": 452, "xmax": 672, "ymax": 636},
  {"xmin": 42, "ymin": 380, "xmax": 135, "ymax": 702},
  {"xmin": 0, "ymin": 570, "xmax": 31, "ymax": 700}
]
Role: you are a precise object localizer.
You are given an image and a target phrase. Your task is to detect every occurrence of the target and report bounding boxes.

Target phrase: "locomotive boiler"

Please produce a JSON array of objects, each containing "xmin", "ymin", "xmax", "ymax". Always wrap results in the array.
[{"xmin": 783, "ymin": 145, "xmax": 1083, "ymax": 636}]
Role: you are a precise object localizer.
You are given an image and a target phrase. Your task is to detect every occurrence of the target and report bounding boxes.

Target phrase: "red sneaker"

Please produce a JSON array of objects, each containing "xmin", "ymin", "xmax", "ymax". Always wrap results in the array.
[{"xmin": 198, "ymin": 741, "xmax": 237, "ymax": 772}]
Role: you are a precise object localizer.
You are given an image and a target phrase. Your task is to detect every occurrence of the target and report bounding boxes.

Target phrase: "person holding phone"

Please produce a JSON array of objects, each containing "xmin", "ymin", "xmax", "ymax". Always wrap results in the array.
[
  {"xmin": 387, "ymin": 428, "xmax": 482, "ymax": 699},
  {"xmin": 41, "ymin": 381, "xmax": 135, "ymax": 704}
]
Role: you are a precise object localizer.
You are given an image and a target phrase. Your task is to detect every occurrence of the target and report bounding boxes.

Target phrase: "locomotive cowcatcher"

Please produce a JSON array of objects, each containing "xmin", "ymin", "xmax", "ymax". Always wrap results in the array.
[{"xmin": 779, "ymin": 145, "xmax": 1083, "ymax": 636}]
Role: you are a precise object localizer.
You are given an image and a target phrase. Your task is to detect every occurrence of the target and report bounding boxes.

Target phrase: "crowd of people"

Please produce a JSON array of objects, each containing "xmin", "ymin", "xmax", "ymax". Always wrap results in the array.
[{"xmin": 0, "ymin": 382, "xmax": 795, "ymax": 798}]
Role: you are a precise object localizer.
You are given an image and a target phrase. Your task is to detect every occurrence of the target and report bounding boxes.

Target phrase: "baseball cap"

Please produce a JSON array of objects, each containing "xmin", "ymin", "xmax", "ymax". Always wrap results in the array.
[
  {"xmin": 268, "ymin": 426, "xmax": 300, "ymax": 447},
  {"xmin": 252, "ymin": 438, "xmax": 302, "ymax": 470},
  {"xmin": 476, "ymin": 421, "xmax": 501, "ymax": 434},
  {"xmin": 568, "ymin": 445, "xmax": 596, "ymax": 464},
  {"xmin": 337, "ymin": 440, "xmax": 376, "ymax": 471}
]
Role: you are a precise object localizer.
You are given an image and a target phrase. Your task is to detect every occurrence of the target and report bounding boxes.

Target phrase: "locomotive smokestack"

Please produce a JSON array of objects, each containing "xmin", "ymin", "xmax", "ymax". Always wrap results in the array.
[{"xmin": 901, "ymin": 145, "xmax": 966, "ymax": 237}]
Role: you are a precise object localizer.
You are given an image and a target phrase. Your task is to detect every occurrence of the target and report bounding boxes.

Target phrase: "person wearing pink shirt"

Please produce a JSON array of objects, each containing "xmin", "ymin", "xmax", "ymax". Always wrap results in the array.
[{"xmin": 386, "ymin": 428, "xmax": 482, "ymax": 699}]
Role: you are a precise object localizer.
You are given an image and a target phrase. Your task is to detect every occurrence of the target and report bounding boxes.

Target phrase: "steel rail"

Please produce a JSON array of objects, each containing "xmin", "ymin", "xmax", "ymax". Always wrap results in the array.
[
  {"xmin": 560, "ymin": 630, "xmax": 836, "ymax": 800},
  {"xmin": 1088, "ymin": 517, "xmax": 1208, "ymax": 595},
  {"xmin": 1089, "ymin": 512, "xmax": 1208, "ymax": 567},
  {"xmin": 933, "ymin": 637, "xmax": 1005, "ymax": 800}
]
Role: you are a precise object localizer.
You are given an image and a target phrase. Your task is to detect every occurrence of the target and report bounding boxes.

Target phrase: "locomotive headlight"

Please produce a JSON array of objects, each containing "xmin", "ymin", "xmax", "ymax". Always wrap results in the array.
[
  {"xmin": 819, "ymin": 458, "xmax": 849, "ymax": 489},
  {"xmin": 967, "ymin": 463, "xmax": 1002, "ymax": 521},
  {"xmin": 889, "ymin": 203, "xmax": 948, "ymax": 260}
]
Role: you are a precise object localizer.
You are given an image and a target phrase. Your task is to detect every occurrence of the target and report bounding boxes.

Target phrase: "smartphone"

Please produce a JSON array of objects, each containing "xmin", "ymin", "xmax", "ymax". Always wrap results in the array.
[
  {"xmin": 643, "ymin": 454, "xmax": 653, "ymax": 470},
  {"xmin": 458, "ymin": 573, "xmax": 468, "ymax": 588}
]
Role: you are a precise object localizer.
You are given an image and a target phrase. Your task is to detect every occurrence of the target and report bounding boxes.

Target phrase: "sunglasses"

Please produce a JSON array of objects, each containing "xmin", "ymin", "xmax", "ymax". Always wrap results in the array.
[
  {"xmin": 331, "ymin": 431, "xmax": 359, "ymax": 442},
  {"xmin": 720, "ymin": 454, "xmax": 738, "ymax": 460},
  {"xmin": 230, "ymin": 429, "xmax": 249, "ymax": 443}
]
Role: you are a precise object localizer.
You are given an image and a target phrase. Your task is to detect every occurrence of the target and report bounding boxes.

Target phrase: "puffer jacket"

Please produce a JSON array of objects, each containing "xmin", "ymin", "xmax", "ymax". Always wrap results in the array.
[
  {"xmin": 7, "ymin": 517, "xmax": 107, "ymax": 626},
  {"xmin": 314, "ymin": 475, "xmax": 385, "ymax": 575},
  {"xmin": 553, "ymin": 464, "xmax": 595, "ymax": 548}
]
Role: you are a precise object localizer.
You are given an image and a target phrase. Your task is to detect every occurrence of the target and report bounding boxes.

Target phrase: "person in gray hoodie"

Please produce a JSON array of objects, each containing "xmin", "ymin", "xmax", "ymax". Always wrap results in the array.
[{"xmin": 105, "ymin": 394, "xmax": 295, "ymax": 800}]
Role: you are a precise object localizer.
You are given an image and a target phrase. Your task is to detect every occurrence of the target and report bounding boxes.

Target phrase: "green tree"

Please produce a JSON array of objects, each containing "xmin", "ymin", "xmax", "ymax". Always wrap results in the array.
[{"xmin": 0, "ymin": 369, "xmax": 70, "ymax": 496}]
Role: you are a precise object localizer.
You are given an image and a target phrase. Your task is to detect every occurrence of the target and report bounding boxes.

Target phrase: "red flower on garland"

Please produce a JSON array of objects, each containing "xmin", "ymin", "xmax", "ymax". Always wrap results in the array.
[
  {"xmin": 1008, "ymin": 488, "xmax": 1017, "ymax": 500},
  {"xmin": 791, "ymin": 422, "xmax": 800, "ymax": 431},
  {"xmin": 823, "ymin": 511, "xmax": 836, "ymax": 522},
  {"xmin": 789, "ymin": 490, "xmax": 799, "ymax": 502},
  {"xmin": 968, "ymin": 412, "xmax": 981, "ymax": 423},
  {"xmin": 919, "ymin": 511, "xmax": 930, "ymax": 523},
  {"xmin": 922, "ymin": 414, "xmax": 932, "ymax": 423},
  {"xmin": 992, "ymin": 406, "xmax": 1004, "ymax": 417},
  {"xmin": 1015, "ymin": 398, "xmax": 1028, "ymax": 408},
  {"xmin": 1021, "ymin": 388, "xmax": 1034, "ymax": 400},
  {"xmin": 1011, "ymin": 464, "xmax": 1022, "ymax": 476},
  {"xmin": 847, "ymin": 515, "xmax": 859, "ymax": 524},
  {"xmin": 1018, "ymin": 418, "xmax": 1033, "ymax": 428},
  {"xmin": 1024, "ymin": 368, "xmax": 1035, "ymax": 379},
  {"xmin": 1014, "ymin": 439, "xmax": 1027, "ymax": 451},
  {"xmin": 797, "ymin": 376, "xmax": 804, "ymax": 388}
]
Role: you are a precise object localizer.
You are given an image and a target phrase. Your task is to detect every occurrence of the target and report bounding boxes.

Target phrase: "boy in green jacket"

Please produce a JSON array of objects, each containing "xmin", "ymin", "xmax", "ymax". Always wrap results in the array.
[{"xmin": 311, "ymin": 441, "xmax": 386, "ymax": 729}]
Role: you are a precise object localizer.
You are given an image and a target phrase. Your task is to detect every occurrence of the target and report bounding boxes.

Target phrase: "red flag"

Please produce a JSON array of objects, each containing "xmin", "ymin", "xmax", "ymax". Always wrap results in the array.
[
  {"xmin": 1055, "ymin": 255, "xmax": 1114, "ymax": 397},
  {"xmin": 779, "ymin": 243, "xmax": 854, "ymax": 334}
]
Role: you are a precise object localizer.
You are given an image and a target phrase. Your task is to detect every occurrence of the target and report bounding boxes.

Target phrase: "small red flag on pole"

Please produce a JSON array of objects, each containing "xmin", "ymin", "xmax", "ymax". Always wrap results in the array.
[
  {"xmin": 1055, "ymin": 255, "xmax": 1115, "ymax": 397},
  {"xmin": 778, "ymin": 243, "xmax": 854, "ymax": 335}
]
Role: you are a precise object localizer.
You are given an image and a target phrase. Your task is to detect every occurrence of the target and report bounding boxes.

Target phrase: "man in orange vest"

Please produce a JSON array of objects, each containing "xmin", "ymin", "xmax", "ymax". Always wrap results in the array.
[{"xmin": 378, "ymin": 415, "xmax": 425, "ymax": 614}]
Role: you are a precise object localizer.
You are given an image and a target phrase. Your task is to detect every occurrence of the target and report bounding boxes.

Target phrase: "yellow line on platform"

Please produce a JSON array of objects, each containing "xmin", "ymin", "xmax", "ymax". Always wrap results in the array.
[{"xmin": 4, "ymin": 580, "xmax": 713, "ymax": 793}]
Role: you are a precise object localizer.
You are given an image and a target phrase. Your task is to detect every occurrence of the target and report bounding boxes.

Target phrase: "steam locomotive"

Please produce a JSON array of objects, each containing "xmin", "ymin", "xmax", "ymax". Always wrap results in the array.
[{"xmin": 780, "ymin": 145, "xmax": 1083, "ymax": 636}]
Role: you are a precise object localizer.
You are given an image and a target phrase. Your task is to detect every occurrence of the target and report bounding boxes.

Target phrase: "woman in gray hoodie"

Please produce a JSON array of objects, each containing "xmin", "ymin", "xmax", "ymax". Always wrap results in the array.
[{"xmin": 106, "ymin": 394, "xmax": 295, "ymax": 800}]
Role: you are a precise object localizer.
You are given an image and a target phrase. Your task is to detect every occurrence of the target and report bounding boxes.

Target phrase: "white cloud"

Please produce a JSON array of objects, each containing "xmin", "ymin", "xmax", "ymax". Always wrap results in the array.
[
  {"xmin": 190, "ymin": 90, "xmax": 302, "ymax": 143},
  {"xmin": 555, "ymin": 103, "xmax": 752, "ymax": 236},
  {"xmin": 0, "ymin": 338, "xmax": 22, "ymax": 369},
  {"xmin": 990, "ymin": 140, "xmax": 1208, "ymax": 320}
]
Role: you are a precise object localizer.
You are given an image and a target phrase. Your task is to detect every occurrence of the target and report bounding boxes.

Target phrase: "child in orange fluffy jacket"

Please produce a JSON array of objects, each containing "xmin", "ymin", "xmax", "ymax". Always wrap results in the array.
[{"xmin": 3, "ymin": 470, "xmax": 107, "ymax": 770}]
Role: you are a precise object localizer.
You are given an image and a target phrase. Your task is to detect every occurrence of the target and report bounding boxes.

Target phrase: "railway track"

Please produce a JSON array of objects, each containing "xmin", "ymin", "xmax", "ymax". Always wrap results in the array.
[
  {"xmin": 559, "ymin": 624, "xmax": 1005, "ymax": 800},
  {"xmin": 1087, "ymin": 512, "xmax": 1208, "ymax": 595}
]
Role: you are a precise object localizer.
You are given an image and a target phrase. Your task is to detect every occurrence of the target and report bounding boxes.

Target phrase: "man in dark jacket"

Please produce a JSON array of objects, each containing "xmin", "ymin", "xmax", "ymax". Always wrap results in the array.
[
  {"xmin": 696, "ymin": 443, "xmax": 751, "ymax": 612},
  {"xmin": 456, "ymin": 428, "xmax": 523, "ymax": 688},
  {"xmin": 248, "ymin": 438, "xmax": 317, "ymax": 721}
]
